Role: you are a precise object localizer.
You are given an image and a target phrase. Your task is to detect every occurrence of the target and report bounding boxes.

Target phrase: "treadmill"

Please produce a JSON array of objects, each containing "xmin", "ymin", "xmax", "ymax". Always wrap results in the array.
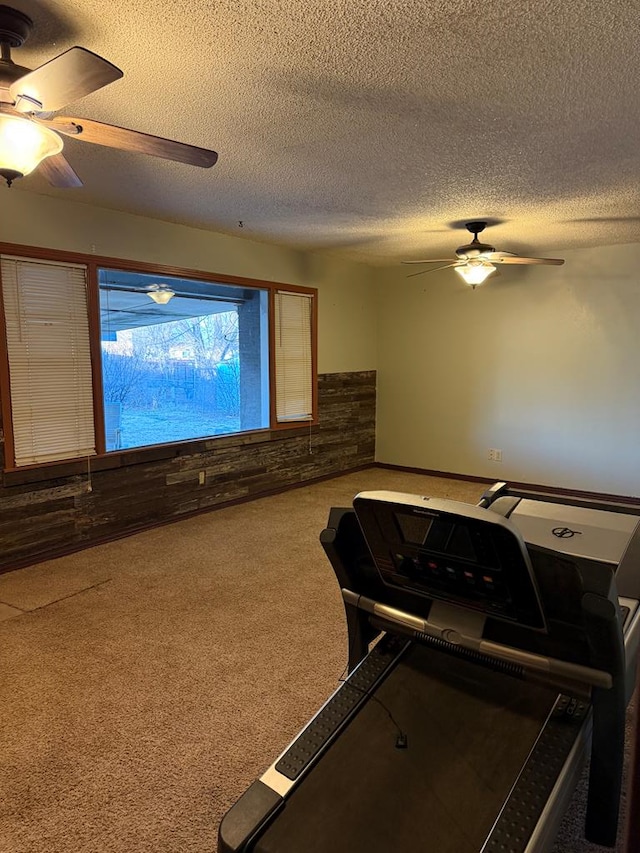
[{"xmin": 219, "ymin": 482, "xmax": 640, "ymax": 853}]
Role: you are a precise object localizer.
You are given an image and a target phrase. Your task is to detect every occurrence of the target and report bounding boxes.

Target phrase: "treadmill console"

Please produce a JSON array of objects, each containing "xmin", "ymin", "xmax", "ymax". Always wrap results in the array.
[{"xmin": 353, "ymin": 491, "xmax": 547, "ymax": 630}]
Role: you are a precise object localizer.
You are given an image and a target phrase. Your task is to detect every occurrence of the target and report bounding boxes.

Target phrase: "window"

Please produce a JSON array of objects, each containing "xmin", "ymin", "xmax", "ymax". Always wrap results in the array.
[
  {"xmin": 0, "ymin": 256, "xmax": 95, "ymax": 465},
  {"xmin": 0, "ymin": 249, "xmax": 316, "ymax": 469},
  {"xmin": 274, "ymin": 291, "xmax": 313, "ymax": 422},
  {"xmin": 99, "ymin": 269, "xmax": 269, "ymax": 451}
]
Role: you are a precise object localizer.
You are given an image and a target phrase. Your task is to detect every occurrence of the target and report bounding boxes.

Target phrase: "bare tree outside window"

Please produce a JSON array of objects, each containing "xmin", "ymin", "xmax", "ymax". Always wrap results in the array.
[{"xmin": 100, "ymin": 306, "xmax": 249, "ymax": 450}]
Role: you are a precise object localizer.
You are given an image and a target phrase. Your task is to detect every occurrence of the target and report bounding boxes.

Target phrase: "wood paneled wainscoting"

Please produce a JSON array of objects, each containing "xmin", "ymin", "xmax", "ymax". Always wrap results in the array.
[{"xmin": 0, "ymin": 371, "xmax": 376, "ymax": 574}]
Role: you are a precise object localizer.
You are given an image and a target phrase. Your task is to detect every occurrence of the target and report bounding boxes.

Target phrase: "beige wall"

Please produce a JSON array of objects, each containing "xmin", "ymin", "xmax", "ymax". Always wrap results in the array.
[
  {"xmin": 0, "ymin": 190, "xmax": 377, "ymax": 375},
  {"xmin": 4, "ymin": 191, "xmax": 640, "ymax": 497},
  {"xmin": 375, "ymin": 243, "xmax": 640, "ymax": 497}
]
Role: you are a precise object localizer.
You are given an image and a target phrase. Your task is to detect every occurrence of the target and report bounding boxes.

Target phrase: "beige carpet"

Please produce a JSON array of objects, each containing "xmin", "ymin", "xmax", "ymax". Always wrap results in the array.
[{"xmin": 0, "ymin": 469, "xmax": 634, "ymax": 852}]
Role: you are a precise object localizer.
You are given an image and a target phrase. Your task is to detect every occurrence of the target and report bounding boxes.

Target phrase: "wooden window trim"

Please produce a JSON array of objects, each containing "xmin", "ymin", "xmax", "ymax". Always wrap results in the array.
[{"xmin": 0, "ymin": 241, "xmax": 318, "ymax": 475}]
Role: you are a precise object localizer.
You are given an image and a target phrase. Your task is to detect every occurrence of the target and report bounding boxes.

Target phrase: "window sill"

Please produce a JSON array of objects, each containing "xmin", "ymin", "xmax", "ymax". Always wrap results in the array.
[{"xmin": 2, "ymin": 421, "xmax": 317, "ymax": 487}]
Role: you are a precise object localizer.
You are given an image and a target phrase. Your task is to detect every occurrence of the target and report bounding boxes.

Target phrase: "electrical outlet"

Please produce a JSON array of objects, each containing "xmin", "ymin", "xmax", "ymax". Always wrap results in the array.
[
  {"xmin": 198, "ymin": 471, "xmax": 206, "ymax": 485},
  {"xmin": 488, "ymin": 448, "xmax": 503, "ymax": 462}
]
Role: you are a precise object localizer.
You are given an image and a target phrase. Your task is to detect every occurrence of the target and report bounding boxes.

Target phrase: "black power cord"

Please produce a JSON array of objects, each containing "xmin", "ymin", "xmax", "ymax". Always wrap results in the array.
[{"xmin": 338, "ymin": 634, "xmax": 409, "ymax": 750}]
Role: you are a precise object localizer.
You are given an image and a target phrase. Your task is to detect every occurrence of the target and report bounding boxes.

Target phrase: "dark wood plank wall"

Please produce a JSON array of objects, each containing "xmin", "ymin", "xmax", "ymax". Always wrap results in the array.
[{"xmin": 0, "ymin": 370, "xmax": 376, "ymax": 574}]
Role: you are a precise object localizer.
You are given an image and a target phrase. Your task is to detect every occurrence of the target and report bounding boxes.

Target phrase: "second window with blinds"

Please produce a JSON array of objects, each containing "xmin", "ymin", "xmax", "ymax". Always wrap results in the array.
[{"xmin": 0, "ymin": 254, "xmax": 316, "ymax": 468}]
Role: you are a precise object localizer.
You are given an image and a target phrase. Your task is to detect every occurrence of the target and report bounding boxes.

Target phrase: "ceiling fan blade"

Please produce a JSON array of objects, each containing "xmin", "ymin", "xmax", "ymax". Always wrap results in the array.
[
  {"xmin": 36, "ymin": 115, "xmax": 218, "ymax": 168},
  {"xmin": 406, "ymin": 263, "xmax": 460, "ymax": 278},
  {"xmin": 10, "ymin": 47, "xmax": 123, "ymax": 113},
  {"xmin": 491, "ymin": 256, "xmax": 565, "ymax": 265},
  {"xmin": 38, "ymin": 152, "xmax": 83, "ymax": 188},
  {"xmin": 402, "ymin": 258, "xmax": 457, "ymax": 265}
]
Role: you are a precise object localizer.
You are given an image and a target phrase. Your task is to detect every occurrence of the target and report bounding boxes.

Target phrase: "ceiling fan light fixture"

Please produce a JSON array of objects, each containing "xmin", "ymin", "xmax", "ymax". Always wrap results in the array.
[
  {"xmin": 403, "ymin": 221, "xmax": 564, "ymax": 284},
  {"xmin": 454, "ymin": 260, "xmax": 496, "ymax": 288},
  {"xmin": 147, "ymin": 285, "xmax": 175, "ymax": 304},
  {"xmin": 0, "ymin": 113, "xmax": 63, "ymax": 186}
]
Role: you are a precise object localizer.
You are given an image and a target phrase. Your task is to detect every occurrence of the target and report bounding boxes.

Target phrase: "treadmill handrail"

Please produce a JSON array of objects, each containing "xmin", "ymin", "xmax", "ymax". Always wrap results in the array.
[{"xmin": 342, "ymin": 589, "xmax": 613, "ymax": 690}]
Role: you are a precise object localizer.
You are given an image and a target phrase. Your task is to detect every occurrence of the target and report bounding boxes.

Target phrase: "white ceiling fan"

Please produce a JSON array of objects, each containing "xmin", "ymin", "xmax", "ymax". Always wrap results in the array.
[
  {"xmin": 403, "ymin": 221, "xmax": 565, "ymax": 288},
  {"xmin": 0, "ymin": 4, "xmax": 218, "ymax": 188}
]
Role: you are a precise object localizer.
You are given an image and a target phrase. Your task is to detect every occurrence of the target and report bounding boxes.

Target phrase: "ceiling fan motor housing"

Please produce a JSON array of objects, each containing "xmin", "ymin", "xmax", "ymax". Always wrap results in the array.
[
  {"xmin": 0, "ymin": 6, "xmax": 32, "ymax": 48},
  {"xmin": 456, "ymin": 239, "xmax": 496, "ymax": 258},
  {"xmin": 456, "ymin": 220, "xmax": 495, "ymax": 258}
]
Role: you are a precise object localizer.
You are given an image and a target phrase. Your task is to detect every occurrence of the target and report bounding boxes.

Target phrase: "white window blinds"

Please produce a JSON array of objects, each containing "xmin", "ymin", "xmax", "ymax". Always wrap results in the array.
[
  {"xmin": 1, "ymin": 256, "xmax": 96, "ymax": 466},
  {"xmin": 274, "ymin": 291, "xmax": 313, "ymax": 422}
]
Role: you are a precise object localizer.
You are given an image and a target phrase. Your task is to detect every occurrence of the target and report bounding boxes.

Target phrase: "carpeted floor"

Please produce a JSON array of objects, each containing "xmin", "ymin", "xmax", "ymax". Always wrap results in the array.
[{"xmin": 0, "ymin": 468, "xmax": 635, "ymax": 852}]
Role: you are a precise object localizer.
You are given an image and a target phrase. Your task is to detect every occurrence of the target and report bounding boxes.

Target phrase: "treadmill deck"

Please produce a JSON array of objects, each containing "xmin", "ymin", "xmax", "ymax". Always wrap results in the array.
[{"xmin": 253, "ymin": 643, "xmax": 582, "ymax": 853}]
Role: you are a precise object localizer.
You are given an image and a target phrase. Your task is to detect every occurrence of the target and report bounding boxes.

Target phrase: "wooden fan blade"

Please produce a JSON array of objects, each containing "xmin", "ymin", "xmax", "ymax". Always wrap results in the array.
[
  {"xmin": 491, "ymin": 256, "xmax": 565, "ymax": 265},
  {"xmin": 406, "ymin": 263, "xmax": 460, "ymax": 277},
  {"xmin": 36, "ymin": 115, "xmax": 218, "ymax": 168},
  {"xmin": 10, "ymin": 47, "xmax": 123, "ymax": 113},
  {"xmin": 402, "ymin": 259, "xmax": 457, "ymax": 264},
  {"xmin": 38, "ymin": 152, "xmax": 83, "ymax": 188}
]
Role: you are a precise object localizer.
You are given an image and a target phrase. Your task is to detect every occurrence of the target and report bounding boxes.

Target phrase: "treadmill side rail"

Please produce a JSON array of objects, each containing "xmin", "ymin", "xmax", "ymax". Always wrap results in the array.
[
  {"xmin": 264, "ymin": 636, "xmax": 408, "ymax": 786},
  {"xmin": 484, "ymin": 698, "xmax": 593, "ymax": 853}
]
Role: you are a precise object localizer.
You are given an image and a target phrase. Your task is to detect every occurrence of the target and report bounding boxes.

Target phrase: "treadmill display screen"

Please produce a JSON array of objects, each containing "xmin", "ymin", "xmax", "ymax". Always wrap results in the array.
[{"xmin": 396, "ymin": 513, "xmax": 480, "ymax": 563}]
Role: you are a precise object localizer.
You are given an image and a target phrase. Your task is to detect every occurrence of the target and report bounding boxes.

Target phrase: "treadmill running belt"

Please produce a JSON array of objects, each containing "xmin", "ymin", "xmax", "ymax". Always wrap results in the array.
[{"xmin": 254, "ymin": 644, "xmax": 559, "ymax": 853}]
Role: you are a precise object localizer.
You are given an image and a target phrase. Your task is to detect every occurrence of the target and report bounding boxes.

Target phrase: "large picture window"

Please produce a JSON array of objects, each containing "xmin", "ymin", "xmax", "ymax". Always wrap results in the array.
[
  {"xmin": 0, "ymin": 249, "xmax": 316, "ymax": 469},
  {"xmin": 99, "ymin": 269, "xmax": 270, "ymax": 451}
]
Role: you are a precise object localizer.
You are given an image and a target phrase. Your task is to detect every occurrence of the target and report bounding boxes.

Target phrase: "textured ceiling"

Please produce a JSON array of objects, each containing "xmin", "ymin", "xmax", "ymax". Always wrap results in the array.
[{"xmin": 4, "ymin": 0, "xmax": 640, "ymax": 265}]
